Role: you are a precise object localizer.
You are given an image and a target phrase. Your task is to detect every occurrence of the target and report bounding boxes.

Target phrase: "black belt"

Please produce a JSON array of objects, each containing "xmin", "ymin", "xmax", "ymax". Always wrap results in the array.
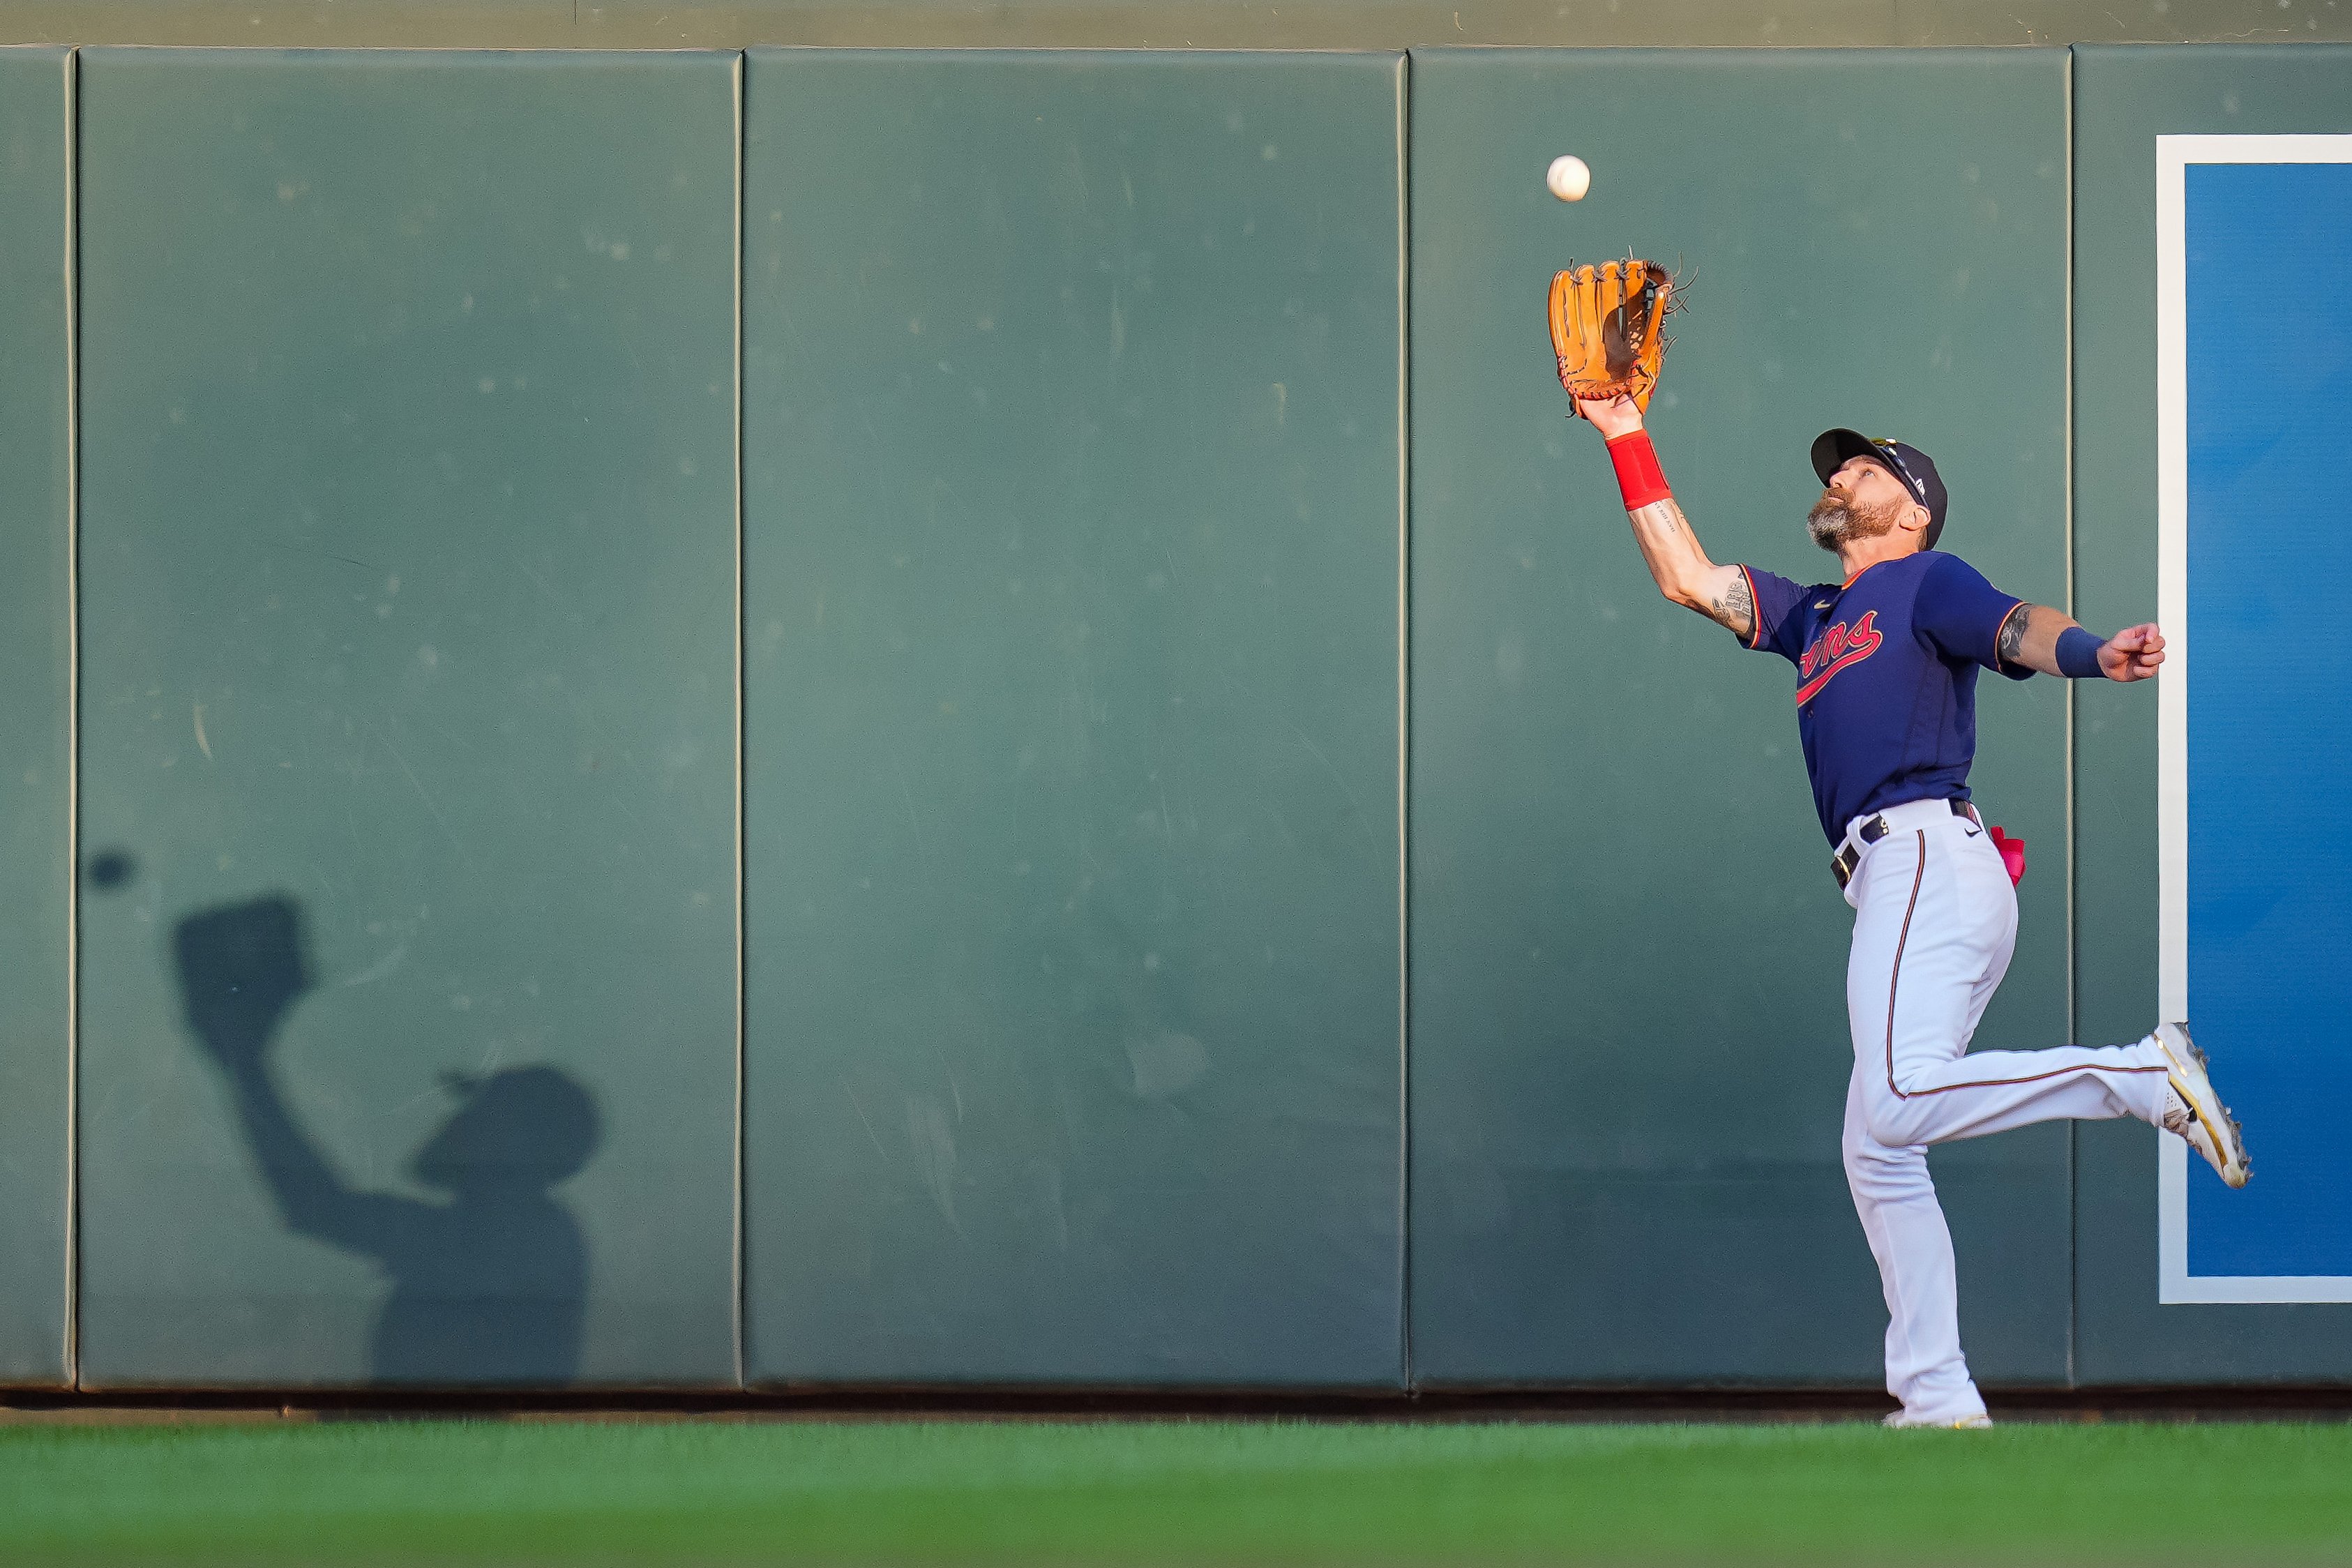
[{"xmin": 1832, "ymin": 798, "xmax": 1982, "ymax": 891}]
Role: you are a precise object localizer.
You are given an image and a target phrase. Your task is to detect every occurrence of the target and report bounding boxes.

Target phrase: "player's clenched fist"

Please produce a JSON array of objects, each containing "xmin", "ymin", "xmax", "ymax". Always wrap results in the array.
[{"xmin": 2099, "ymin": 622, "xmax": 2166, "ymax": 681}]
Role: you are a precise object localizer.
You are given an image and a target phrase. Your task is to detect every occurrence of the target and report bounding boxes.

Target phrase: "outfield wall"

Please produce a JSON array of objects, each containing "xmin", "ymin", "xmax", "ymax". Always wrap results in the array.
[{"xmin": 0, "ymin": 43, "xmax": 2346, "ymax": 1392}]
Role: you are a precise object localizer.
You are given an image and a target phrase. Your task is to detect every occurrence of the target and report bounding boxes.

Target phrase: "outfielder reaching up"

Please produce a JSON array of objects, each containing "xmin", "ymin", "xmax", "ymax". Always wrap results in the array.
[{"xmin": 1574, "ymin": 390, "xmax": 2251, "ymax": 1428}]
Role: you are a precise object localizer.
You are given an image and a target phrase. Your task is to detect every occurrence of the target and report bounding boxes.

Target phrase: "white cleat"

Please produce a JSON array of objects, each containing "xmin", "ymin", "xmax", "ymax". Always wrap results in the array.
[
  {"xmin": 1883, "ymin": 1411, "xmax": 1992, "ymax": 1430},
  {"xmin": 2154, "ymin": 1022, "xmax": 2250, "ymax": 1189}
]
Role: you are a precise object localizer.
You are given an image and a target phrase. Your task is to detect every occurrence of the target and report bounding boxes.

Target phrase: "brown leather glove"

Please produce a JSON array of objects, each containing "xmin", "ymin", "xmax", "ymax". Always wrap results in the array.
[{"xmin": 1548, "ymin": 259, "xmax": 1674, "ymax": 416}]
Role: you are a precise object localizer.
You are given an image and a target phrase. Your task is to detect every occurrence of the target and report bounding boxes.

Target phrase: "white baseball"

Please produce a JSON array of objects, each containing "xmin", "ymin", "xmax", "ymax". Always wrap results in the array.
[{"xmin": 1546, "ymin": 154, "xmax": 1591, "ymax": 203}]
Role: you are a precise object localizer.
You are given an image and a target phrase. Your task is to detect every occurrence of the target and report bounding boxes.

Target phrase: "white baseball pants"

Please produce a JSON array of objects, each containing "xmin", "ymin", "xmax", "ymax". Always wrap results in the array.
[{"xmin": 1839, "ymin": 799, "xmax": 2171, "ymax": 1425}]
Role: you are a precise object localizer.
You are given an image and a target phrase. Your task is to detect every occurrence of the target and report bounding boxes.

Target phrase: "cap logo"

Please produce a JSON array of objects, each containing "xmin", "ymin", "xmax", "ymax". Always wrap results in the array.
[{"xmin": 1871, "ymin": 439, "xmax": 1927, "ymax": 501}]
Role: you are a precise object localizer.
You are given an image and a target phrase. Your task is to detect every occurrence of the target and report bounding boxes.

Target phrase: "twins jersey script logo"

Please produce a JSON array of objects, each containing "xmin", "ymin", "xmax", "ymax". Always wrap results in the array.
[{"xmin": 1794, "ymin": 610, "xmax": 1883, "ymax": 705}]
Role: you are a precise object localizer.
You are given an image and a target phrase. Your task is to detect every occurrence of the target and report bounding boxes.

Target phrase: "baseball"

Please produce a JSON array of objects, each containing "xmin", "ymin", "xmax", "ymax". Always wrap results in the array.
[{"xmin": 1546, "ymin": 154, "xmax": 1591, "ymax": 202}]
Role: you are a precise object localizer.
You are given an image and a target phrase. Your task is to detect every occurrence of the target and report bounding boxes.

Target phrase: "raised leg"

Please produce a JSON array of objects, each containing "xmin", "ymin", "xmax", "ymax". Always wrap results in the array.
[{"xmin": 1848, "ymin": 822, "xmax": 2168, "ymax": 1154}]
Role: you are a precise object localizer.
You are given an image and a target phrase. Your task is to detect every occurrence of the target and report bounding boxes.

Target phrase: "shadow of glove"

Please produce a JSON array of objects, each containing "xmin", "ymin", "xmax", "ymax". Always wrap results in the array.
[{"xmin": 173, "ymin": 895, "xmax": 316, "ymax": 1069}]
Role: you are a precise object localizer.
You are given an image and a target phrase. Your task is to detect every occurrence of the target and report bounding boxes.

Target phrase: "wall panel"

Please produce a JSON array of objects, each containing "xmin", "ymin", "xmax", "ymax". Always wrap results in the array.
[
  {"xmin": 74, "ymin": 50, "xmax": 741, "ymax": 1386},
  {"xmin": 1408, "ymin": 48, "xmax": 2073, "ymax": 1385},
  {"xmin": 0, "ymin": 47, "xmax": 75, "ymax": 1388},
  {"xmin": 741, "ymin": 50, "xmax": 1406, "ymax": 1385},
  {"xmin": 2073, "ymin": 43, "xmax": 2352, "ymax": 1384}
]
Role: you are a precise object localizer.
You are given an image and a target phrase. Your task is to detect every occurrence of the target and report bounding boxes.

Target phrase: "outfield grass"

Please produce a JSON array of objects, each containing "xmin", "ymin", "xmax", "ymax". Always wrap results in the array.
[{"xmin": 3, "ymin": 1416, "xmax": 2349, "ymax": 1563}]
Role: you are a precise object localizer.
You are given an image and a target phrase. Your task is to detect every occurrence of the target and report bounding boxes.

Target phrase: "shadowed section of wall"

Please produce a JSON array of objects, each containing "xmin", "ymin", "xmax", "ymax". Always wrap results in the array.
[
  {"xmin": 1406, "ymin": 47, "xmax": 2072, "ymax": 1385},
  {"xmin": 3, "ymin": 0, "xmax": 2351, "ymax": 48},
  {"xmin": 71, "ymin": 50, "xmax": 740, "ymax": 1387},
  {"xmin": 0, "ymin": 47, "xmax": 73, "ymax": 1389},
  {"xmin": 2072, "ymin": 43, "xmax": 2352, "ymax": 1386},
  {"xmin": 741, "ymin": 50, "xmax": 1406, "ymax": 1385}
]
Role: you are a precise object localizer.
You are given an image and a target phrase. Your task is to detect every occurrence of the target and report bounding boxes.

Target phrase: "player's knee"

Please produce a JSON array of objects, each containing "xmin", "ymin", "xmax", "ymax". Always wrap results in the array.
[
  {"xmin": 1841, "ymin": 1136, "xmax": 1911, "ymax": 1202},
  {"xmin": 1862, "ymin": 1098, "xmax": 1927, "ymax": 1152},
  {"xmin": 1843, "ymin": 1120, "xmax": 1899, "ymax": 1173},
  {"xmin": 1844, "ymin": 1115, "xmax": 1936, "ymax": 1205},
  {"xmin": 1839, "ymin": 1136, "xmax": 1876, "ymax": 1182}
]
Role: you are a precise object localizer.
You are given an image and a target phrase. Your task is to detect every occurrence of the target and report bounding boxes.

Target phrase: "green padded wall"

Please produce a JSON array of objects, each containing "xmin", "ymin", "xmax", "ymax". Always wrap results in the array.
[
  {"xmin": 2072, "ymin": 44, "xmax": 2352, "ymax": 1385},
  {"xmin": 73, "ymin": 50, "xmax": 740, "ymax": 1385},
  {"xmin": 1408, "ymin": 49, "xmax": 2074, "ymax": 1384},
  {"xmin": 742, "ymin": 50, "xmax": 1407, "ymax": 1385},
  {"xmin": 0, "ymin": 47, "xmax": 74, "ymax": 1388}
]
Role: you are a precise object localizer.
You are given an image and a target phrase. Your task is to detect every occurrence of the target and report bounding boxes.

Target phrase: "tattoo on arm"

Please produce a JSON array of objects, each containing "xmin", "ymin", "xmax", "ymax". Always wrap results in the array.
[
  {"xmin": 1627, "ymin": 499, "xmax": 1684, "ymax": 550},
  {"xmin": 1709, "ymin": 571, "xmax": 1755, "ymax": 642},
  {"xmin": 1996, "ymin": 603, "xmax": 2030, "ymax": 665},
  {"xmin": 1622, "ymin": 498, "xmax": 1750, "ymax": 640}
]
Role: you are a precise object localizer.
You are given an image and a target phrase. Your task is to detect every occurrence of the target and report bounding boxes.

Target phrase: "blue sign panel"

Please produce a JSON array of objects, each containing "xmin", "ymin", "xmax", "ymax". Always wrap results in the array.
[{"xmin": 2164, "ymin": 146, "xmax": 2352, "ymax": 1298}]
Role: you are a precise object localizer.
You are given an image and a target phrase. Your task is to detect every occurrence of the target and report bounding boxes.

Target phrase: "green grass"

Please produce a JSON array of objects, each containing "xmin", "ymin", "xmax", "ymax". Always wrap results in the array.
[{"xmin": 3, "ymin": 1416, "xmax": 2349, "ymax": 1563}]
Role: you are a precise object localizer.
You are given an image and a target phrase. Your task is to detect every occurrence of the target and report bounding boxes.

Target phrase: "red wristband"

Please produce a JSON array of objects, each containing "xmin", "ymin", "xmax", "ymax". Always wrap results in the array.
[{"xmin": 1605, "ymin": 429, "xmax": 1672, "ymax": 511}]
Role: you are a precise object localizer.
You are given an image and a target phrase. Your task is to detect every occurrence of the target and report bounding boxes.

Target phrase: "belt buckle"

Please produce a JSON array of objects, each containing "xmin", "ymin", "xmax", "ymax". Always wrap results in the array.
[{"xmin": 1832, "ymin": 811, "xmax": 1890, "ymax": 890}]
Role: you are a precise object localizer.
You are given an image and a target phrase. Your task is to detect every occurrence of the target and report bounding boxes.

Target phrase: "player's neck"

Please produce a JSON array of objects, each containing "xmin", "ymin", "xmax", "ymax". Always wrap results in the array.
[{"xmin": 1836, "ymin": 533, "xmax": 1926, "ymax": 583}]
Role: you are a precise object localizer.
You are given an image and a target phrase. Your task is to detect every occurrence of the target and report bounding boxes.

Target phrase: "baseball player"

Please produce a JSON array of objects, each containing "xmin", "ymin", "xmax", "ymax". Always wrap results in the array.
[{"xmin": 1572, "ymin": 391, "xmax": 2251, "ymax": 1428}]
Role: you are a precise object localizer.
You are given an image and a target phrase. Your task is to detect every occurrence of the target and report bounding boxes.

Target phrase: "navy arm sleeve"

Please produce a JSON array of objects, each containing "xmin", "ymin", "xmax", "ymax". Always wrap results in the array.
[
  {"xmin": 1734, "ymin": 565, "xmax": 1811, "ymax": 662},
  {"xmin": 1915, "ymin": 554, "xmax": 2030, "ymax": 680}
]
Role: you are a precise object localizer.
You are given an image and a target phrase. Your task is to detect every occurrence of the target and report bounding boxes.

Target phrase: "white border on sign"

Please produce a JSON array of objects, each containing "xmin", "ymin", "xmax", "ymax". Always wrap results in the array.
[{"xmin": 2155, "ymin": 134, "xmax": 2352, "ymax": 1304}]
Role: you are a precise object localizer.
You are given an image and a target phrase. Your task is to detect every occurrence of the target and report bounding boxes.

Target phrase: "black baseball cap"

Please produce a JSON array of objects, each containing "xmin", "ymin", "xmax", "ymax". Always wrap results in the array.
[{"xmin": 1811, "ymin": 429, "xmax": 1950, "ymax": 552}]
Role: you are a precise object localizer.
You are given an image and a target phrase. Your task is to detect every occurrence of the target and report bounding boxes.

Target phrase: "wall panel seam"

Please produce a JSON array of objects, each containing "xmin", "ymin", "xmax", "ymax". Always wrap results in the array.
[
  {"xmin": 61, "ymin": 42, "xmax": 81, "ymax": 1392},
  {"xmin": 1394, "ymin": 47, "xmax": 1412, "ymax": 1395},
  {"xmin": 2062, "ymin": 41, "xmax": 2079, "ymax": 1392},
  {"xmin": 730, "ymin": 47, "xmax": 750, "ymax": 1393}
]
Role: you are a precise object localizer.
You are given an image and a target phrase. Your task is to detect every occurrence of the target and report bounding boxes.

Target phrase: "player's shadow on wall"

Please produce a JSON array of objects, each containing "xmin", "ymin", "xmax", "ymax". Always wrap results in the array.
[{"xmin": 172, "ymin": 895, "xmax": 601, "ymax": 1385}]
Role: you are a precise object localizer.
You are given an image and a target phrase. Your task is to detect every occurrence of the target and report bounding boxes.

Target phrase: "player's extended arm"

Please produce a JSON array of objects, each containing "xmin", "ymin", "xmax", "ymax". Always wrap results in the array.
[
  {"xmin": 1996, "ymin": 602, "xmax": 2166, "ymax": 682},
  {"xmin": 1574, "ymin": 393, "xmax": 1754, "ymax": 641},
  {"xmin": 174, "ymin": 898, "xmax": 425, "ymax": 1258}
]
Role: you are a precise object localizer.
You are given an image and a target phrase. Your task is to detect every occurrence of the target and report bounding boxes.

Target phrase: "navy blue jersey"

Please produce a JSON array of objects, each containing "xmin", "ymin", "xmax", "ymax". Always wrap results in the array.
[{"xmin": 1737, "ymin": 551, "xmax": 2029, "ymax": 844}]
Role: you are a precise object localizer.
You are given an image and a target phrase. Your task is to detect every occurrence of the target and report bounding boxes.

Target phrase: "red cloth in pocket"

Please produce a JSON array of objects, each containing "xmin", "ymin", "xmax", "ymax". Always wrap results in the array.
[{"xmin": 1989, "ymin": 826, "xmax": 2026, "ymax": 885}]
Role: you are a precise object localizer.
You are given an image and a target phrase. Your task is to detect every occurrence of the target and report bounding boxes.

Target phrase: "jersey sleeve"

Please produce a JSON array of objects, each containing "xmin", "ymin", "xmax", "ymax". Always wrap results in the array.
[
  {"xmin": 1734, "ymin": 565, "xmax": 1809, "ymax": 661},
  {"xmin": 1915, "ymin": 554, "xmax": 2030, "ymax": 679}
]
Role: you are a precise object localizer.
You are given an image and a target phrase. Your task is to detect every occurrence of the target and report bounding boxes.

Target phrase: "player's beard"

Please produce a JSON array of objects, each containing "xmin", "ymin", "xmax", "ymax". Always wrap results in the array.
[{"xmin": 1807, "ymin": 488, "xmax": 1906, "ymax": 552}]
